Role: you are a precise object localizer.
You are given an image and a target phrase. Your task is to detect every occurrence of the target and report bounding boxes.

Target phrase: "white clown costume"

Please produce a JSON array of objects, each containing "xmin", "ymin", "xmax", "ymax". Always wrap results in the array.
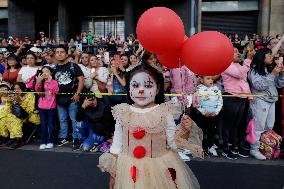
[{"xmin": 98, "ymin": 100, "xmax": 203, "ymax": 189}]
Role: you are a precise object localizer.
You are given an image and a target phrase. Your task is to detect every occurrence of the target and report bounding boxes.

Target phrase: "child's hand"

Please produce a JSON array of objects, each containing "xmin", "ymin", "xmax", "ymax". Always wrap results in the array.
[
  {"xmin": 210, "ymin": 113, "xmax": 216, "ymax": 117},
  {"xmin": 180, "ymin": 114, "xmax": 192, "ymax": 131},
  {"xmin": 205, "ymin": 112, "xmax": 215, "ymax": 117},
  {"xmin": 205, "ymin": 112, "xmax": 211, "ymax": 117},
  {"xmin": 91, "ymin": 72, "xmax": 97, "ymax": 79},
  {"xmin": 36, "ymin": 73, "xmax": 44, "ymax": 83},
  {"xmin": 82, "ymin": 97, "xmax": 93, "ymax": 109}
]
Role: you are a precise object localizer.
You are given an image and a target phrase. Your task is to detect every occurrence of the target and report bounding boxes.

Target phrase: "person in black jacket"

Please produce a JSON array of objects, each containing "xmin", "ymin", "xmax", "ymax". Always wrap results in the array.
[{"xmin": 76, "ymin": 94, "xmax": 115, "ymax": 151}]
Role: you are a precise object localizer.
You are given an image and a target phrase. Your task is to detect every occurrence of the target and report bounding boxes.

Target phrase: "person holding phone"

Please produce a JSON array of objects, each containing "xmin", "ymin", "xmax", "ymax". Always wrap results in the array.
[
  {"xmin": 248, "ymin": 48, "xmax": 284, "ymax": 160},
  {"xmin": 76, "ymin": 94, "xmax": 114, "ymax": 152},
  {"xmin": 107, "ymin": 58, "xmax": 127, "ymax": 106}
]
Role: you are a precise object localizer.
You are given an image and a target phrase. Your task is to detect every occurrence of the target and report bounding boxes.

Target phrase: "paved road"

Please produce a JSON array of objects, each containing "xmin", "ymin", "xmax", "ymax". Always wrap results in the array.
[{"xmin": 0, "ymin": 148, "xmax": 283, "ymax": 189}]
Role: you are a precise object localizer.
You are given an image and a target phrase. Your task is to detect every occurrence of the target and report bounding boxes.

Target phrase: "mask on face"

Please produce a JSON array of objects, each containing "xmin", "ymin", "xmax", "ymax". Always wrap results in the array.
[{"xmin": 130, "ymin": 72, "xmax": 158, "ymax": 106}]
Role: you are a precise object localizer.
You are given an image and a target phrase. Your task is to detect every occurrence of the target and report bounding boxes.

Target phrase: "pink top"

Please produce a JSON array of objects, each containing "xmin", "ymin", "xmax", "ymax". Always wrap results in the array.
[
  {"xmin": 221, "ymin": 59, "xmax": 252, "ymax": 98},
  {"xmin": 170, "ymin": 65, "xmax": 197, "ymax": 94},
  {"xmin": 35, "ymin": 80, "xmax": 59, "ymax": 109}
]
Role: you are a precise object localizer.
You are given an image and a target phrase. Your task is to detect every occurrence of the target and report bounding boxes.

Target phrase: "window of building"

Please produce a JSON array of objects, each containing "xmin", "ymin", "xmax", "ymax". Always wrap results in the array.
[{"xmin": 81, "ymin": 16, "xmax": 125, "ymax": 41}]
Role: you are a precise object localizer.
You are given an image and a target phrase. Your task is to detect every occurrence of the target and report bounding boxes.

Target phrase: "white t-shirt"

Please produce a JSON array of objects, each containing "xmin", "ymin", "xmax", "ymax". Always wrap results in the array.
[{"xmin": 18, "ymin": 66, "xmax": 40, "ymax": 83}]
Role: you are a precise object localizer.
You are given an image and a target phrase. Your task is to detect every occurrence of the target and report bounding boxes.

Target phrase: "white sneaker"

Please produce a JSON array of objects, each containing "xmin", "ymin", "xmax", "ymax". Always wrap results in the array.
[
  {"xmin": 208, "ymin": 146, "xmax": 218, "ymax": 156},
  {"xmin": 178, "ymin": 152, "xmax": 191, "ymax": 161},
  {"xmin": 183, "ymin": 149, "xmax": 192, "ymax": 155},
  {"xmin": 46, "ymin": 143, "xmax": 54, "ymax": 149},
  {"xmin": 39, "ymin": 144, "xmax": 46, "ymax": 150},
  {"xmin": 250, "ymin": 150, "xmax": 266, "ymax": 160}
]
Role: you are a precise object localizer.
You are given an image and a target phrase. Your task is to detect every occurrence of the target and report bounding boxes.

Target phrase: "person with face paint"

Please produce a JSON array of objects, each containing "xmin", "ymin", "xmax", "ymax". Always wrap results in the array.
[{"xmin": 98, "ymin": 63, "xmax": 202, "ymax": 189}]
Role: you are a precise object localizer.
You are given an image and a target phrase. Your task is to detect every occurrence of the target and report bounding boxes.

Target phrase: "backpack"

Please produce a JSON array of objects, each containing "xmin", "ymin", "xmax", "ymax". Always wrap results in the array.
[{"xmin": 259, "ymin": 130, "xmax": 282, "ymax": 159}]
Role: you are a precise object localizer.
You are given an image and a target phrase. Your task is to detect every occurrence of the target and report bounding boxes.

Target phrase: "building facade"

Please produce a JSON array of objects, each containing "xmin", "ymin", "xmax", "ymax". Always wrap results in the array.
[
  {"xmin": 4, "ymin": 0, "xmax": 284, "ymax": 40},
  {"xmin": 0, "ymin": 0, "xmax": 8, "ymax": 38}
]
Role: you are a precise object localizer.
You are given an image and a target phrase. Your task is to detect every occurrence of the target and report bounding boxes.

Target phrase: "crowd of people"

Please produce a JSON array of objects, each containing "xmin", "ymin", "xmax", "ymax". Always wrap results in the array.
[{"xmin": 0, "ymin": 31, "xmax": 283, "ymax": 161}]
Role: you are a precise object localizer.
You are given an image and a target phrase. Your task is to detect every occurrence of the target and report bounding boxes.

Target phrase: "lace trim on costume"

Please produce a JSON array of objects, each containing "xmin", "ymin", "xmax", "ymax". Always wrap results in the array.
[{"xmin": 111, "ymin": 101, "xmax": 182, "ymax": 134}]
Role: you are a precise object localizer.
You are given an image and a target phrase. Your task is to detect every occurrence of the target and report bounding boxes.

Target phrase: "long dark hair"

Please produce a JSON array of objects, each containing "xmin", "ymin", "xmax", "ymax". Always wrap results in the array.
[
  {"xmin": 125, "ymin": 62, "xmax": 165, "ymax": 105},
  {"xmin": 14, "ymin": 82, "xmax": 27, "ymax": 92},
  {"xmin": 26, "ymin": 52, "xmax": 37, "ymax": 60},
  {"xmin": 250, "ymin": 48, "xmax": 272, "ymax": 76},
  {"xmin": 142, "ymin": 51, "xmax": 154, "ymax": 63},
  {"xmin": 7, "ymin": 59, "xmax": 22, "ymax": 70}
]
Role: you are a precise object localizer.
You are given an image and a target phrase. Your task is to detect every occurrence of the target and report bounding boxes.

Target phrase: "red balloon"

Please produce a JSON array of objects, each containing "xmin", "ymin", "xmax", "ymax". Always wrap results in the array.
[
  {"xmin": 136, "ymin": 7, "xmax": 185, "ymax": 53},
  {"xmin": 157, "ymin": 53, "xmax": 182, "ymax": 69},
  {"xmin": 180, "ymin": 31, "xmax": 234, "ymax": 76}
]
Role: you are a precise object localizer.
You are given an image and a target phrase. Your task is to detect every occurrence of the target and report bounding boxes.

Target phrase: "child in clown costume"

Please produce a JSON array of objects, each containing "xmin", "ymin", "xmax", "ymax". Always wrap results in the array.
[
  {"xmin": 98, "ymin": 63, "xmax": 203, "ymax": 189},
  {"xmin": 0, "ymin": 82, "xmax": 23, "ymax": 148}
]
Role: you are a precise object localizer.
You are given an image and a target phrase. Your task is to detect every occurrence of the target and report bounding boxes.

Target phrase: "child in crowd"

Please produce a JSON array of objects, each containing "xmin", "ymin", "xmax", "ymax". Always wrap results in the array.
[
  {"xmin": 221, "ymin": 47, "xmax": 252, "ymax": 160},
  {"xmin": 0, "ymin": 82, "xmax": 23, "ymax": 149},
  {"xmin": 35, "ymin": 66, "xmax": 59, "ymax": 150},
  {"xmin": 142, "ymin": 51, "xmax": 163, "ymax": 73},
  {"xmin": 90, "ymin": 55, "xmax": 109, "ymax": 95},
  {"xmin": 194, "ymin": 76, "xmax": 223, "ymax": 156},
  {"xmin": 98, "ymin": 63, "xmax": 202, "ymax": 189},
  {"xmin": 106, "ymin": 58, "xmax": 127, "ymax": 105},
  {"xmin": 248, "ymin": 48, "xmax": 284, "ymax": 160},
  {"xmin": 126, "ymin": 54, "xmax": 139, "ymax": 72}
]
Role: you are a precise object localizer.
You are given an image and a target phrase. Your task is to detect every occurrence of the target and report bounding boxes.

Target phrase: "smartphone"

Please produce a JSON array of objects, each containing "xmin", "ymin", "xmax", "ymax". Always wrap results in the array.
[
  {"xmin": 77, "ymin": 44, "xmax": 82, "ymax": 51},
  {"xmin": 104, "ymin": 52, "xmax": 110, "ymax": 64},
  {"xmin": 114, "ymin": 54, "xmax": 121, "ymax": 67}
]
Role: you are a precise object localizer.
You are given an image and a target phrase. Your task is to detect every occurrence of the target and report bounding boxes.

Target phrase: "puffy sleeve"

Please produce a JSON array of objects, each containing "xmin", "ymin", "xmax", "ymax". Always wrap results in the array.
[
  {"xmin": 162, "ymin": 99, "xmax": 183, "ymax": 120},
  {"xmin": 98, "ymin": 104, "xmax": 128, "ymax": 177},
  {"xmin": 165, "ymin": 115, "xmax": 178, "ymax": 150},
  {"xmin": 109, "ymin": 103, "xmax": 128, "ymax": 154},
  {"xmin": 109, "ymin": 121, "xmax": 123, "ymax": 154}
]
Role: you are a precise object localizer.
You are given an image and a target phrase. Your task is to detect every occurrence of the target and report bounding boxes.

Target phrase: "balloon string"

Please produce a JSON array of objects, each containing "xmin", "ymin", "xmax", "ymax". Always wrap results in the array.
[{"xmin": 178, "ymin": 60, "xmax": 186, "ymax": 114}]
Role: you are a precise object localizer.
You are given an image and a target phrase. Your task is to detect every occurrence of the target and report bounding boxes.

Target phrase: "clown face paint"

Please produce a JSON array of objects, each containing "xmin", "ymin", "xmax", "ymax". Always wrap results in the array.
[{"xmin": 130, "ymin": 72, "xmax": 158, "ymax": 106}]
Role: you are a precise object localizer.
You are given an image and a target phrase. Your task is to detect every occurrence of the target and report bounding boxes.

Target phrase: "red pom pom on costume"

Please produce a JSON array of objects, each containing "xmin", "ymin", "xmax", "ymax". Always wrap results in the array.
[
  {"xmin": 133, "ymin": 129, "xmax": 145, "ymax": 139},
  {"xmin": 133, "ymin": 146, "xmax": 146, "ymax": 159}
]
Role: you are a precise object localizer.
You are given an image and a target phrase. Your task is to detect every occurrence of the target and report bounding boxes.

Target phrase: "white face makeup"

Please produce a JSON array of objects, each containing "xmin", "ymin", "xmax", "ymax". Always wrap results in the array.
[{"xmin": 130, "ymin": 72, "xmax": 158, "ymax": 106}]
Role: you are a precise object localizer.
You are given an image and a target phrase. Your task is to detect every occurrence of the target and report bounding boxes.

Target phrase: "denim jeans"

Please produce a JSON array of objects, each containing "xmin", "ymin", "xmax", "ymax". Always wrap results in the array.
[
  {"xmin": 39, "ymin": 108, "xmax": 57, "ymax": 144},
  {"xmin": 76, "ymin": 121, "xmax": 104, "ymax": 151},
  {"xmin": 57, "ymin": 102, "xmax": 79, "ymax": 140}
]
